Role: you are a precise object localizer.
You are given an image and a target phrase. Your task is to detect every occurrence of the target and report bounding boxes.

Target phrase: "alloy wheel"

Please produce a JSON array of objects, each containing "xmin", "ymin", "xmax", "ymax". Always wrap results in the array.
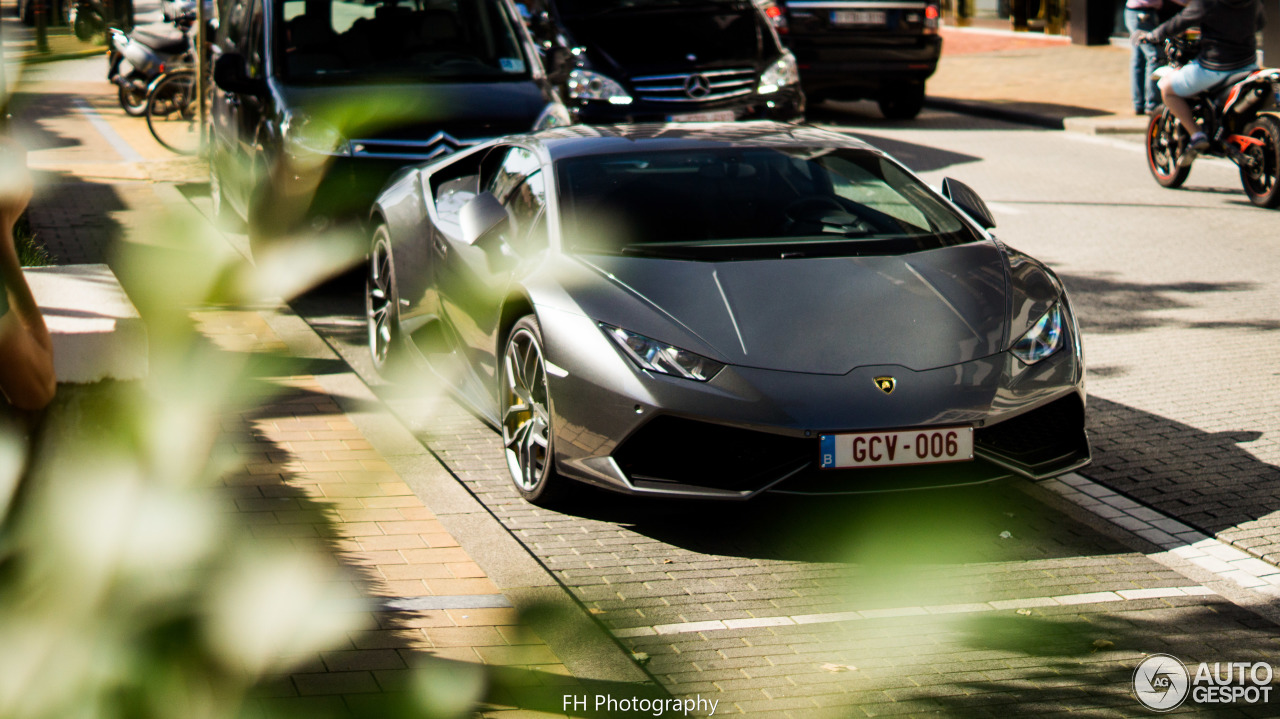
[{"xmin": 502, "ymin": 325, "xmax": 552, "ymax": 492}]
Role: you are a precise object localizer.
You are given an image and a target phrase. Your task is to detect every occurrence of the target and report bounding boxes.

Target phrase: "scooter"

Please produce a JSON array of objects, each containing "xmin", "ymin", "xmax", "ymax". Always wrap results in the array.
[
  {"xmin": 1145, "ymin": 36, "xmax": 1280, "ymax": 208},
  {"xmin": 107, "ymin": 13, "xmax": 198, "ymax": 116}
]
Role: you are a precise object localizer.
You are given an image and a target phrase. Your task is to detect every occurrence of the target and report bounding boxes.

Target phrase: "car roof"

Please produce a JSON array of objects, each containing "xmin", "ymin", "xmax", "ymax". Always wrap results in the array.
[{"xmin": 525, "ymin": 121, "xmax": 877, "ymax": 160}]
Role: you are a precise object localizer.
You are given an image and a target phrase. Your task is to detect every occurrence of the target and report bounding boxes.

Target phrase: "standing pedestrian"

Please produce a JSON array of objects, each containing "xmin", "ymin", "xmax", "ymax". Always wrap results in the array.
[{"xmin": 1127, "ymin": 0, "xmax": 1165, "ymax": 114}]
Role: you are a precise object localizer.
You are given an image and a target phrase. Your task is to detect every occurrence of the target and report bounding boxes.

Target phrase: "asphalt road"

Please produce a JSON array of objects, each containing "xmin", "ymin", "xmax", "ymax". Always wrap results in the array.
[{"xmin": 18, "ymin": 54, "xmax": 1280, "ymax": 715}]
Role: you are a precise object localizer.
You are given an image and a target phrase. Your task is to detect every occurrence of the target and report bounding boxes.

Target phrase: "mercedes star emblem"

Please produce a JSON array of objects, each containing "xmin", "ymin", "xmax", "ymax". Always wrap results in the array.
[{"xmin": 684, "ymin": 74, "xmax": 711, "ymax": 100}]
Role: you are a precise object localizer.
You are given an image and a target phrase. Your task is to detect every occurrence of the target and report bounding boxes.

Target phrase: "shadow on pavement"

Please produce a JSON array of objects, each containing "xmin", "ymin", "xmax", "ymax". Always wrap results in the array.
[
  {"xmin": 25, "ymin": 169, "xmax": 128, "ymax": 265},
  {"xmin": 846, "ymin": 130, "xmax": 986, "ymax": 174},
  {"xmin": 1085, "ymin": 395, "xmax": 1280, "ymax": 557},
  {"xmin": 808, "ymin": 98, "xmax": 1042, "ymax": 132},
  {"xmin": 910, "ymin": 603, "xmax": 1277, "ymax": 715},
  {"xmin": 551, "ymin": 479, "xmax": 1130, "ymax": 568},
  {"xmin": 1058, "ymin": 273, "xmax": 1271, "ymax": 334}
]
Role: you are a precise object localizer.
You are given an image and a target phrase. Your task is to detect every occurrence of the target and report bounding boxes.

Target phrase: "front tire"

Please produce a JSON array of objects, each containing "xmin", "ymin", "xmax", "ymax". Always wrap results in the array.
[
  {"xmin": 500, "ymin": 316, "xmax": 565, "ymax": 506},
  {"xmin": 878, "ymin": 83, "xmax": 925, "ymax": 121},
  {"xmin": 1240, "ymin": 114, "xmax": 1280, "ymax": 208},
  {"xmin": 1147, "ymin": 107, "xmax": 1190, "ymax": 188}
]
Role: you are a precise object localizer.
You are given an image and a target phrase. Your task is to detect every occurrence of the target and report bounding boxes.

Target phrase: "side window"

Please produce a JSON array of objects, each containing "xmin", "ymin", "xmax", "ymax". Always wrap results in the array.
[
  {"xmin": 477, "ymin": 146, "xmax": 547, "ymax": 252},
  {"xmin": 504, "ymin": 171, "xmax": 547, "ymax": 251},
  {"xmin": 484, "ymin": 147, "xmax": 540, "ymax": 202}
]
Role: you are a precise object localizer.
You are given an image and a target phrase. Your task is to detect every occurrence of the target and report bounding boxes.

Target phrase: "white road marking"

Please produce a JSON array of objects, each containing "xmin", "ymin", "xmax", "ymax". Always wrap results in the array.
[
  {"xmin": 1044, "ymin": 473, "xmax": 1280, "ymax": 593},
  {"xmin": 611, "ymin": 584, "xmax": 1216, "ymax": 638},
  {"xmin": 72, "ymin": 97, "xmax": 144, "ymax": 163}
]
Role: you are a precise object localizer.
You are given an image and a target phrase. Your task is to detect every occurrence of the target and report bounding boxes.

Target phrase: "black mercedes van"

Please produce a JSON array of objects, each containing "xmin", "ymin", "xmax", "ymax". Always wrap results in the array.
[
  {"xmin": 525, "ymin": 0, "xmax": 804, "ymax": 124},
  {"xmin": 209, "ymin": 0, "xmax": 570, "ymax": 243}
]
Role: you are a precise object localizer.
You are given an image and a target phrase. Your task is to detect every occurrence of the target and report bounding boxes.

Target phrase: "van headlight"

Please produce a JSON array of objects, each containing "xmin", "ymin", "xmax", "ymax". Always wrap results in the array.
[
  {"xmin": 757, "ymin": 52, "xmax": 799, "ymax": 95},
  {"xmin": 281, "ymin": 113, "xmax": 350, "ymax": 164},
  {"xmin": 567, "ymin": 69, "xmax": 633, "ymax": 105}
]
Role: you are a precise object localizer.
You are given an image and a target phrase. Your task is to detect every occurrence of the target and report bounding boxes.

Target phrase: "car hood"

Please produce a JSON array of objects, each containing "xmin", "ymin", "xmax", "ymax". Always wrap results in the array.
[
  {"xmin": 561, "ymin": 4, "xmax": 769, "ymax": 74},
  {"xmin": 272, "ymin": 81, "xmax": 550, "ymax": 139},
  {"xmin": 571, "ymin": 242, "xmax": 1012, "ymax": 375}
]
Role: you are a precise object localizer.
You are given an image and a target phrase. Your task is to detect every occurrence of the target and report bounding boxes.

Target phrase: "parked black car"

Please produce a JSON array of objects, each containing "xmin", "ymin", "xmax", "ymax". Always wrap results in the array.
[
  {"xmin": 209, "ymin": 0, "xmax": 570, "ymax": 246},
  {"xmin": 772, "ymin": 0, "xmax": 942, "ymax": 119},
  {"xmin": 524, "ymin": 0, "xmax": 803, "ymax": 124}
]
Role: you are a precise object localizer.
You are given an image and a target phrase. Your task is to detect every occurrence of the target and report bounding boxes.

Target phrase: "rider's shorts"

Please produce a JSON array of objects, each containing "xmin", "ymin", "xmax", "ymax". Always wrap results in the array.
[{"xmin": 1164, "ymin": 59, "xmax": 1259, "ymax": 97}]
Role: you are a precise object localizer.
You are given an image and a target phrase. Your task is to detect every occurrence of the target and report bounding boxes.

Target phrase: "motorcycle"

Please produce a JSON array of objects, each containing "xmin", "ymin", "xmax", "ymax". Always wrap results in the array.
[
  {"xmin": 107, "ymin": 13, "xmax": 198, "ymax": 117},
  {"xmin": 1146, "ymin": 36, "xmax": 1280, "ymax": 208}
]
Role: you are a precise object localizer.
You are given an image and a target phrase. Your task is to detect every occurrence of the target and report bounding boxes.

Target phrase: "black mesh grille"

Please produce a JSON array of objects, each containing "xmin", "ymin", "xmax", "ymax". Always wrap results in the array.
[
  {"xmin": 612, "ymin": 416, "xmax": 813, "ymax": 492},
  {"xmin": 975, "ymin": 394, "xmax": 1089, "ymax": 477}
]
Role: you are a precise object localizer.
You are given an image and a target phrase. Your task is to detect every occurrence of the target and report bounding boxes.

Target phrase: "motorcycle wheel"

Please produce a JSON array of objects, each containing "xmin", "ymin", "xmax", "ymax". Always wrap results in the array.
[
  {"xmin": 1239, "ymin": 114, "xmax": 1280, "ymax": 208},
  {"xmin": 1147, "ymin": 107, "xmax": 1190, "ymax": 188},
  {"xmin": 118, "ymin": 83, "xmax": 148, "ymax": 116}
]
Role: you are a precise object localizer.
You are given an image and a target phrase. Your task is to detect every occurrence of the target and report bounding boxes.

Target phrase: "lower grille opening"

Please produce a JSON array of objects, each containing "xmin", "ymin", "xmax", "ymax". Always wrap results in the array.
[
  {"xmin": 974, "ymin": 394, "xmax": 1090, "ymax": 478},
  {"xmin": 613, "ymin": 416, "xmax": 813, "ymax": 493}
]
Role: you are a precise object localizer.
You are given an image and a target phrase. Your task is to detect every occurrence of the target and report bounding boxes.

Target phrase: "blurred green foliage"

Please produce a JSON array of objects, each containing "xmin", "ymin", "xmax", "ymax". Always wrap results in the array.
[{"xmin": 0, "ymin": 207, "xmax": 490, "ymax": 719}]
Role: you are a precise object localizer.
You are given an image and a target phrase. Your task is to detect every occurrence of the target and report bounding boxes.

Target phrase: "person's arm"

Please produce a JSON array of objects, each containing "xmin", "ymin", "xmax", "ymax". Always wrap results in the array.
[
  {"xmin": 0, "ymin": 142, "xmax": 56, "ymax": 411},
  {"xmin": 1150, "ymin": 0, "xmax": 1205, "ymax": 43}
]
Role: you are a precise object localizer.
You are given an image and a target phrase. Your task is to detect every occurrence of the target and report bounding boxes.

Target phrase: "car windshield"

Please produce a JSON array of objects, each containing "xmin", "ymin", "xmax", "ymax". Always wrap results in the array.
[
  {"xmin": 276, "ymin": 0, "xmax": 529, "ymax": 82},
  {"xmin": 556, "ymin": 147, "xmax": 983, "ymax": 259}
]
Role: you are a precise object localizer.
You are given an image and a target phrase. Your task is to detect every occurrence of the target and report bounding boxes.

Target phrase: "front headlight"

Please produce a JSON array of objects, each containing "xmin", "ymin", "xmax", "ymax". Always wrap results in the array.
[
  {"xmin": 281, "ymin": 113, "xmax": 351, "ymax": 162},
  {"xmin": 600, "ymin": 323, "xmax": 724, "ymax": 381},
  {"xmin": 567, "ymin": 69, "xmax": 633, "ymax": 105},
  {"xmin": 1010, "ymin": 303, "xmax": 1064, "ymax": 365},
  {"xmin": 757, "ymin": 51, "xmax": 799, "ymax": 95}
]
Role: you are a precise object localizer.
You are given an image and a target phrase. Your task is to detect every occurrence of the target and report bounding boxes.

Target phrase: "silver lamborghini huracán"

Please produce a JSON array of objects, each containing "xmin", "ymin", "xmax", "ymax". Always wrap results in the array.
[{"xmin": 366, "ymin": 122, "xmax": 1089, "ymax": 505}]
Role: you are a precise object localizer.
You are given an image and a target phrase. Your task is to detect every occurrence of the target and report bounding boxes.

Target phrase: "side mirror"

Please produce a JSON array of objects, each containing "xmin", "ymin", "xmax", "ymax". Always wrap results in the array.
[
  {"xmin": 940, "ymin": 177, "xmax": 996, "ymax": 230},
  {"xmin": 213, "ymin": 53, "xmax": 266, "ymax": 96},
  {"xmin": 460, "ymin": 192, "xmax": 509, "ymax": 247}
]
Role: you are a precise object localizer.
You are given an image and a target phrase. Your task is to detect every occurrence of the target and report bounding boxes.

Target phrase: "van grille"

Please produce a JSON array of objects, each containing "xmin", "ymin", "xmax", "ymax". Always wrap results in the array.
[
  {"xmin": 630, "ymin": 68, "xmax": 757, "ymax": 104},
  {"xmin": 348, "ymin": 132, "xmax": 489, "ymax": 162}
]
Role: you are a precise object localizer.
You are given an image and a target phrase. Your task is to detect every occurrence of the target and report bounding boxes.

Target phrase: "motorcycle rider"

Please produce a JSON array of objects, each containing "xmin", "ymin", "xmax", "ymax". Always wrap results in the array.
[{"xmin": 1132, "ymin": 0, "xmax": 1265, "ymax": 166}]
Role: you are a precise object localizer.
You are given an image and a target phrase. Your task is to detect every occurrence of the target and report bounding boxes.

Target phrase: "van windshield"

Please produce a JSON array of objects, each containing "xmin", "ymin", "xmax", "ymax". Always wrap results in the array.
[{"xmin": 276, "ymin": 0, "xmax": 530, "ymax": 82}]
